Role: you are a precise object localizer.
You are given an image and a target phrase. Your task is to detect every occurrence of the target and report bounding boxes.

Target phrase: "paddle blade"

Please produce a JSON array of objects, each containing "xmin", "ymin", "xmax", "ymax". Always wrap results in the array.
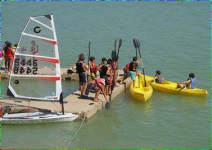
[
  {"xmin": 114, "ymin": 39, "xmax": 117, "ymax": 52},
  {"xmin": 111, "ymin": 50, "xmax": 116, "ymax": 61},
  {"xmin": 136, "ymin": 39, "xmax": 140, "ymax": 48},
  {"xmin": 133, "ymin": 38, "xmax": 137, "ymax": 48},
  {"xmin": 118, "ymin": 39, "xmax": 122, "ymax": 49}
]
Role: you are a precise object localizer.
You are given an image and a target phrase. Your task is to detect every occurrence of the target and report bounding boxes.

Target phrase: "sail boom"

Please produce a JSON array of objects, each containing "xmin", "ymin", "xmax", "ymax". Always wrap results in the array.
[
  {"xmin": 15, "ymin": 53, "xmax": 59, "ymax": 60},
  {"xmin": 22, "ymin": 32, "xmax": 56, "ymax": 42},
  {"xmin": 30, "ymin": 17, "xmax": 53, "ymax": 31}
]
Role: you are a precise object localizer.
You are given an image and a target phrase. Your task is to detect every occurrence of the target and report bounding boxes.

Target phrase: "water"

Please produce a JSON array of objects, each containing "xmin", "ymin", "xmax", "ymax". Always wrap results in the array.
[{"xmin": 1, "ymin": 2, "xmax": 211, "ymax": 149}]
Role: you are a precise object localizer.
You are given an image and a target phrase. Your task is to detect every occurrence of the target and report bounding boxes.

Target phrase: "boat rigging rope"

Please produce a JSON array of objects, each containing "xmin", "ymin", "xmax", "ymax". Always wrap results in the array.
[{"xmin": 65, "ymin": 113, "xmax": 86, "ymax": 149}]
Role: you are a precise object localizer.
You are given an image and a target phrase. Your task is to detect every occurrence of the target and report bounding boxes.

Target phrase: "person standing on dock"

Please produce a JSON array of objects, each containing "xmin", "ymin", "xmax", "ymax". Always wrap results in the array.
[
  {"xmin": 105, "ymin": 59, "xmax": 113, "ymax": 95},
  {"xmin": 113, "ymin": 56, "xmax": 119, "ymax": 86},
  {"xmin": 5, "ymin": 42, "xmax": 14, "ymax": 72},
  {"xmin": 2, "ymin": 41, "xmax": 9, "ymax": 70},
  {"xmin": 128, "ymin": 56, "xmax": 142, "ymax": 88},
  {"xmin": 98, "ymin": 58, "xmax": 107, "ymax": 78},
  {"xmin": 72, "ymin": 54, "xmax": 89, "ymax": 97},
  {"xmin": 89, "ymin": 56, "xmax": 98, "ymax": 79}
]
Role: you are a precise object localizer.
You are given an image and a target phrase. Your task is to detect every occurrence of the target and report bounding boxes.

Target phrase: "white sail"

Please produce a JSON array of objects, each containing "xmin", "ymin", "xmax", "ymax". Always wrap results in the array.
[{"xmin": 7, "ymin": 15, "xmax": 62, "ymax": 101}]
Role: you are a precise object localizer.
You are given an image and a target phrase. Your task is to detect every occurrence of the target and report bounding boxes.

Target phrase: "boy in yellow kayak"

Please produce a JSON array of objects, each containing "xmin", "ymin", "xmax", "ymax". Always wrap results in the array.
[
  {"xmin": 149, "ymin": 70, "xmax": 165, "ymax": 84},
  {"xmin": 128, "ymin": 56, "xmax": 142, "ymax": 88},
  {"xmin": 177, "ymin": 73, "xmax": 196, "ymax": 89}
]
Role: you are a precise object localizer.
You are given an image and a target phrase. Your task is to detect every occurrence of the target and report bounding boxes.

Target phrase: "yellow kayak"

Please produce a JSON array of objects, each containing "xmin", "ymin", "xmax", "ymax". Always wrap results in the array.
[
  {"xmin": 130, "ymin": 75, "xmax": 153, "ymax": 102},
  {"xmin": 140, "ymin": 74, "xmax": 208, "ymax": 97}
]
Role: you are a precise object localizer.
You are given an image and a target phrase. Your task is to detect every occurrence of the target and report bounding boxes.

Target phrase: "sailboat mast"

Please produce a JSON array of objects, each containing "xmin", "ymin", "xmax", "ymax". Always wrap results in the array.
[
  {"xmin": 51, "ymin": 15, "xmax": 65, "ymax": 115},
  {"xmin": 60, "ymin": 93, "xmax": 65, "ymax": 115}
]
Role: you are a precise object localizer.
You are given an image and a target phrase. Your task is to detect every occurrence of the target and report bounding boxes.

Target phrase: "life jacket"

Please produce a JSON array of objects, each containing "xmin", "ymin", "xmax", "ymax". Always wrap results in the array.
[
  {"xmin": 76, "ymin": 62, "xmax": 85, "ymax": 73},
  {"xmin": 124, "ymin": 63, "xmax": 130, "ymax": 70},
  {"xmin": 101, "ymin": 64, "xmax": 108, "ymax": 76},
  {"xmin": 129, "ymin": 61, "xmax": 136, "ymax": 72},
  {"xmin": 12, "ymin": 46, "xmax": 21, "ymax": 54},
  {"xmin": 190, "ymin": 78, "xmax": 196, "ymax": 89},
  {"xmin": 90, "ymin": 62, "xmax": 97, "ymax": 73},
  {"xmin": 155, "ymin": 75, "xmax": 163, "ymax": 84}
]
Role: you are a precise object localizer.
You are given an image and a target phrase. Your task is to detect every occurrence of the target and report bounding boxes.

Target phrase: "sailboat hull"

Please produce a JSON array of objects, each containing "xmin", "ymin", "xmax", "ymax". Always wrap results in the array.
[{"xmin": 2, "ymin": 112, "xmax": 78, "ymax": 124}]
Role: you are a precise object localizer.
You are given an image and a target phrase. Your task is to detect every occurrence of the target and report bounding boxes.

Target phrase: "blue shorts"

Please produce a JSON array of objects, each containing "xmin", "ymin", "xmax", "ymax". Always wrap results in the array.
[
  {"xmin": 129, "ymin": 71, "xmax": 136, "ymax": 81},
  {"xmin": 79, "ymin": 72, "xmax": 87, "ymax": 83}
]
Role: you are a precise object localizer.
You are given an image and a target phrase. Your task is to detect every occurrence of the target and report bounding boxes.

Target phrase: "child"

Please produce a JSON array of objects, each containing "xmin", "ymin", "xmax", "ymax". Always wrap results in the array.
[
  {"xmin": 98, "ymin": 58, "xmax": 107, "ymax": 78},
  {"xmin": 123, "ymin": 63, "xmax": 130, "ymax": 80},
  {"xmin": 105, "ymin": 59, "xmax": 113, "ymax": 95},
  {"xmin": 89, "ymin": 56, "xmax": 97, "ymax": 79},
  {"xmin": 3, "ymin": 41, "xmax": 9, "ymax": 69},
  {"xmin": 5, "ymin": 43, "xmax": 14, "ymax": 72},
  {"xmin": 87, "ymin": 78, "xmax": 110, "ymax": 108},
  {"xmin": 128, "ymin": 56, "xmax": 142, "ymax": 88},
  {"xmin": 72, "ymin": 54, "xmax": 89, "ymax": 97},
  {"xmin": 113, "ymin": 56, "xmax": 119, "ymax": 86},
  {"xmin": 149, "ymin": 70, "xmax": 165, "ymax": 84},
  {"xmin": 177, "ymin": 73, "xmax": 196, "ymax": 89}
]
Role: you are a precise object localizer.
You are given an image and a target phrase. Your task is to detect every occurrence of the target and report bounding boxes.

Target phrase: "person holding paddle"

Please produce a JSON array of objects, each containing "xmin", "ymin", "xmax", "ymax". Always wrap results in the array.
[{"xmin": 128, "ymin": 56, "xmax": 142, "ymax": 88}]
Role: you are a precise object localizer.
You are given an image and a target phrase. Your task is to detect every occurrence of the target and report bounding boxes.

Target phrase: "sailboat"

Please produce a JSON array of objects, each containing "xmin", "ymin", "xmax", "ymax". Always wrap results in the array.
[{"xmin": 2, "ymin": 15, "xmax": 78, "ymax": 124}]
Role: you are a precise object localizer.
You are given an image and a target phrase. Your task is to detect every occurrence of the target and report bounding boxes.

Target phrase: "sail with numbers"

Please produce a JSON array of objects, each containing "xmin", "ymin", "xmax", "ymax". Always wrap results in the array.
[
  {"xmin": 7, "ymin": 15, "xmax": 62, "ymax": 101},
  {"xmin": 3, "ymin": 15, "xmax": 78, "ymax": 124}
]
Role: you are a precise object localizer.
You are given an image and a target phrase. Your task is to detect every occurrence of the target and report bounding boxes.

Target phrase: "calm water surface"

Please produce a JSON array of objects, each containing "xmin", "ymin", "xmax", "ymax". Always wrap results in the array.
[{"xmin": 1, "ymin": 2, "xmax": 211, "ymax": 149}]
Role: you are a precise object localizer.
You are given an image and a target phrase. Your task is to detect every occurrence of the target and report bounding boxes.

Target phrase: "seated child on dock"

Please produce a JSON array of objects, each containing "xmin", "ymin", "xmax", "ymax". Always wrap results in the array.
[{"xmin": 72, "ymin": 54, "xmax": 89, "ymax": 97}]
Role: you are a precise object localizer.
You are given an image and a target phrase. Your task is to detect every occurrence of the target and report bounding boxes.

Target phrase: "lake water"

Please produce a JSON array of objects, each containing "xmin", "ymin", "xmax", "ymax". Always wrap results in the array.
[{"xmin": 1, "ymin": 2, "xmax": 211, "ymax": 149}]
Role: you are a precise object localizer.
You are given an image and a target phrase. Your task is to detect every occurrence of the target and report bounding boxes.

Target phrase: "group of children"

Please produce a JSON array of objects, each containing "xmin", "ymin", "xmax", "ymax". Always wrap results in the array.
[
  {"xmin": 72, "ymin": 54, "xmax": 119, "ymax": 108},
  {"xmin": 2, "ymin": 40, "xmax": 39, "ymax": 72},
  {"xmin": 72, "ymin": 53, "xmax": 197, "ymax": 108},
  {"xmin": 123, "ymin": 56, "xmax": 196, "ymax": 89}
]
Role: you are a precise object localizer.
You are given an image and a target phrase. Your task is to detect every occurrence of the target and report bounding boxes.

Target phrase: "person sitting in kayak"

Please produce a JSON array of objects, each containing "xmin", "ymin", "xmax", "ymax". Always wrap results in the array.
[
  {"xmin": 177, "ymin": 73, "xmax": 196, "ymax": 89},
  {"xmin": 149, "ymin": 70, "xmax": 165, "ymax": 84},
  {"xmin": 128, "ymin": 56, "xmax": 142, "ymax": 88},
  {"xmin": 72, "ymin": 54, "xmax": 89, "ymax": 97},
  {"xmin": 98, "ymin": 58, "xmax": 107, "ymax": 78},
  {"xmin": 123, "ymin": 63, "xmax": 130, "ymax": 80},
  {"xmin": 89, "ymin": 56, "xmax": 97, "ymax": 79}
]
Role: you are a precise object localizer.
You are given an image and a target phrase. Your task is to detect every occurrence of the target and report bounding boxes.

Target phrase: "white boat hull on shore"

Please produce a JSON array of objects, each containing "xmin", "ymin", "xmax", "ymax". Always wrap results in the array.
[{"xmin": 2, "ymin": 112, "xmax": 78, "ymax": 124}]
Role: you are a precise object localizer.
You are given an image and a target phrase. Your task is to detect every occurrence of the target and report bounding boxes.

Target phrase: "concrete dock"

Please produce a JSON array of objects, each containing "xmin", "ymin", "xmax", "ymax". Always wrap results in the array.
[
  {"xmin": 2, "ymin": 68, "xmax": 132, "ymax": 120},
  {"xmin": 1, "ymin": 67, "xmax": 92, "ymax": 81}
]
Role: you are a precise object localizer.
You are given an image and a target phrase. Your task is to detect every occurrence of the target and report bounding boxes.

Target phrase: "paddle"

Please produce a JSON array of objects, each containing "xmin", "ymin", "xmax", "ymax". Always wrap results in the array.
[
  {"xmin": 109, "ymin": 50, "xmax": 116, "ymax": 102},
  {"xmin": 114, "ymin": 39, "xmax": 117, "ymax": 52},
  {"xmin": 86, "ymin": 42, "xmax": 91, "ymax": 95},
  {"xmin": 133, "ymin": 39, "xmax": 138, "ymax": 58},
  {"xmin": 117, "ymin": 39, "xmax": 122, "ymax": 57},
  {"xmin": 133, "ymin": 38, "xmax": 140, "ymax": 88},
  {"xmin": 136, "ymin": 39, "xmax": 147, "ymax": 87}
]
